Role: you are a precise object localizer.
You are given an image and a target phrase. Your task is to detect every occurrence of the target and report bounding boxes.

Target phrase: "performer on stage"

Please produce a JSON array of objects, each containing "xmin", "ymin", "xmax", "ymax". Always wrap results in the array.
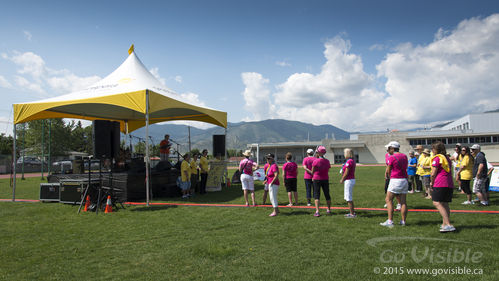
[
  {"xmin": 159, "ymin": 134, "xmax": 171, "ymax": 161},
  {"xmin": 199, "ymin": 149, "xmax": 209, "ymax": 194}
]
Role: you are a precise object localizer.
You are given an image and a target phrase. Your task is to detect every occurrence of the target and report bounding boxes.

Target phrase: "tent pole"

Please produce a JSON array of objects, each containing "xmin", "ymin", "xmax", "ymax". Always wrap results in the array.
[
  {"xmin": 145, "ymin": 90, "xmax": 150, "ymax": 207},
  {"xmin": 13, "ymin": 123, "xmax": 17, "ymax": 201}
]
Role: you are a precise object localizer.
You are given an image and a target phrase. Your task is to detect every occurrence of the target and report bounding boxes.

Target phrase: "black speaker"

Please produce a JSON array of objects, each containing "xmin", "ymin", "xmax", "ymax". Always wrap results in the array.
[
  {"xmin": 93, "ymin": 120, "xmax": 120, "ymax": 159},
  {"xmin": 40, "ymin": 183, "xmax": 60, "ymax": 202},
  {"xmin": 213, "ymin": 135, "xmax": 225, "ymax": 158},
  {"xmin": 59, "ymin": 180, "xmax": 84, "ymax": 204}
]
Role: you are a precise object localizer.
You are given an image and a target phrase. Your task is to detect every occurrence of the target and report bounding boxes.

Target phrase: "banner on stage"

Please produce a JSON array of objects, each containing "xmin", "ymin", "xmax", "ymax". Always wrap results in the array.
[
  {"xmin": 206, "ymin": 160, "xmax": 226, "ymax": 192},
  {"xmin": 489, "ymin": 167, "xmax": 499, "ymax": 192}
]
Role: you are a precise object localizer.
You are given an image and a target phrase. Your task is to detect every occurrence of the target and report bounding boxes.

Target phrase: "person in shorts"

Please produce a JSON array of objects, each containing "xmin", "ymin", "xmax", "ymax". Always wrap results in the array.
[
  {"xmin": 283, "ymin": 152, "xmax": 298, "ymax": 206},
  {"xmin": 340, "ymin": 148, "xmax": 356, "ymax": 218},
  {"xmin": 407, "ymin": 150, "xmax": 417, "ymax": 194},
  {"xmin": 430, "ymin": 141, "xmax": 455, "ymax": 232},
  {"xmin": 239, "ymin": 150, "xmax": 258, "ymax": 206},
  {"xmin": 380, "ymin": 141, "xmax": 408, "ymax": 227},
  {"xmin": 471, "ymin": 144, "xmax": 489, "ymax": 206},
  {"xmin": 455, "ymin": 146, "xmax": 474, "ymax": 204}
]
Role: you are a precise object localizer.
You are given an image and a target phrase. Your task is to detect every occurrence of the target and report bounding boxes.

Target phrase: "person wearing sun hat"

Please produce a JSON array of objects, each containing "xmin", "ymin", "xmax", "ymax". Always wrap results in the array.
[
  {"xmin": 302, "ymin": 148, "xmax": 316, "ymax": 206},
  {"xmin": 380, "ymin": 141, "xmax": 408, "ymax": 227},
  {"xmin": 311, "ymin": 145, "xmax": 331, "ymax": 217},
  {"xmin": 239, "ymin": 149, "xmax": 258, "ymax": 206}
]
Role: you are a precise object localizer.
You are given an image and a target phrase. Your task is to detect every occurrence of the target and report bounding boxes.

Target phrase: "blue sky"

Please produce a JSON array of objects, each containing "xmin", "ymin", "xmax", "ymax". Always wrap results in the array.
[{"xmin": 1, "ymin": 0, "xmax": 499, "ymax": 134}]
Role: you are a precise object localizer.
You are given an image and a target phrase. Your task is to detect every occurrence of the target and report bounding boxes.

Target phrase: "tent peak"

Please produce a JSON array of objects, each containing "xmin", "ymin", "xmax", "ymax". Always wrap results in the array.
[{"xmin": 128, "ymin": 44, "xmax": 134, "ymax": 55}]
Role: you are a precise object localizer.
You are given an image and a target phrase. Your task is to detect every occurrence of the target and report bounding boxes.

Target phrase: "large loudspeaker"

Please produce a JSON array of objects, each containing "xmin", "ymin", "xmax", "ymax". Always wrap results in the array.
[
  {"xmin": 93, "ymin": 120, "xmax": 120, "ymax": 159},
  {"xmin": 212, "ymin": 135, "xmax": 226, "ymax": 158}
]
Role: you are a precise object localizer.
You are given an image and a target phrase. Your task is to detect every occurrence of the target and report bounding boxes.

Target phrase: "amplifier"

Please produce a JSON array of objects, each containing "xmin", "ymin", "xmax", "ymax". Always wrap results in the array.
[
  {"xmin": 40, "ymin": 183, "xmax": 60, "ymax": 202},
  {"xmin": 59, "ymin": 180, "xmax": 84, "ymax": 204}
]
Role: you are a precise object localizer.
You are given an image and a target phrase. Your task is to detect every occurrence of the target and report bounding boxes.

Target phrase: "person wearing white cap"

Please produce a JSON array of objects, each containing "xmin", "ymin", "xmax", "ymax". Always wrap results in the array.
[
  {"xmin": 302, "ymin": 148, "xmax": 316, "ymax": 206},
  {"xmin": 470, "ymin": 144, "xmax": 489, "ymax": 206},
  {"xmin": 239, "ymin": 150, "xmax": 258, "ymax": 207},
  {"xmin": 380, "ymin": 141, "xmax": 409, "ymax": 227}
]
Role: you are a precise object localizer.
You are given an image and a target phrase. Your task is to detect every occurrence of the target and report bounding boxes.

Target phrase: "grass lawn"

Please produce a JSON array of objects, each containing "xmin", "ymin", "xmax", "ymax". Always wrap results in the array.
[{"xmin": 0, "ymin": 166, "xmax": 498, "ymax": 280}]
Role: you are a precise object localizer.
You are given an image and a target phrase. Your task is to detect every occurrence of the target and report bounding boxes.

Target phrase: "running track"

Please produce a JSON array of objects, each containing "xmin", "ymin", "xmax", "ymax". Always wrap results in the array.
[{"xmin": 1, "ymin": 199, "xmax": 498, "ymax": 214}]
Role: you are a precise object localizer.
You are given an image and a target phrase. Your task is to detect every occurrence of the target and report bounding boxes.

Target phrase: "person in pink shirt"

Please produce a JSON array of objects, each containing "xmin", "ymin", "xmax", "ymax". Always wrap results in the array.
[
  {"xmin": 239, "ymin": 150, "xmax": 258, "ymax": 207},
  {"xmin": 264, "ymin": 153, "xmax": 280, "ymax": 217},
  {"xmin": 311, "ymin": 146, "xmax": 331, "ymax": 217},
  {"xmin": 340, "ymin": 148, "xmax": 356, "ymax": 218},
  {"xmin": 283, "ymin": 152, "xmax": 298, "ymax": 206},
  {"xmin": 302, "ymin": 148, "xmax": 316, "ymax": 206},
  {"xmin": 430, "ymin": 141, "xmax": 455, "ymax": 233},
  {"xmin": 380, "ymin": 141, "xmax": 409, "ymax": 228}
]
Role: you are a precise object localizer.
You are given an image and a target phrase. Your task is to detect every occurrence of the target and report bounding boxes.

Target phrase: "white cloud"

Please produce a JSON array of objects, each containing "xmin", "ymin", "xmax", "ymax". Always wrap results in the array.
[
  {"xmin": 149, "ymin": 67, "xmax": 166, "ymax": 85},
  {"xmin": 0, "ymin": 75, "xmax": 12, "ymax": 88},
  {"xmin": 23, "ymin": 30, "xmax": 32, "ymax": 41},
  {"xmin": 369, "ymin": 44, "xmax": 387, "ymax": 51},
  {"xmin": 174, "ymin": 75, "xmax": 182, "ymax": 83},
  {"xmin": 241, "ymin": 14, "xmax": 499, "ymax": 131},
  {"xmin": 2, "ymin": 51, "xmax": 100, "ymax": 97},
  {"xmin": 241, "ymin": 72, "xmax": 275, "ymax": 121}
]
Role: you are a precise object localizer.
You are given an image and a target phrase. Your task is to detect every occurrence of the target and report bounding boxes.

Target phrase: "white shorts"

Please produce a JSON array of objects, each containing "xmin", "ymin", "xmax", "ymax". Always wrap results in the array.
[
  {"xmin": 240, "ymin": 173, "xmax": 254, "ymax": 191},
  {"xmin": 344, "ymin": 179, "xmax": 355, "ymax": 201},
  {"xmin": 387, "ymin": 178, "xmax": 409, "ymax": 194}
]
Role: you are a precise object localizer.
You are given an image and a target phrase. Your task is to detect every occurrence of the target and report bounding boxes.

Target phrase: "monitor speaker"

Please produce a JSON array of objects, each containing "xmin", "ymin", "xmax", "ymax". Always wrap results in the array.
[
  {"xmin": 93, "ymin": 120, "xmax": 120, "ymax": 159},
  {"xmin": 212, "ymin": 135, "xmax": 225, "ymax": 158}
]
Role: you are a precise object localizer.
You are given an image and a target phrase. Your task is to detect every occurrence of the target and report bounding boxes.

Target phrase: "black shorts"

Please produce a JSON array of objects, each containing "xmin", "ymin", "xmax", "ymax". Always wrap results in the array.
[
  {"xmin": 460, "ymin": 180, "xmax": 471, "ymax": 195},
  {"xmin": 431, "ymin": 187, "xmax": 453, "ymax": 203},
  {"xmin": 284, "ymin": 178, "xmax": 297, "ymax": 192},
  {"xmin": 313, "ymin": 180, "xmax": 331, "ymax": 200}
]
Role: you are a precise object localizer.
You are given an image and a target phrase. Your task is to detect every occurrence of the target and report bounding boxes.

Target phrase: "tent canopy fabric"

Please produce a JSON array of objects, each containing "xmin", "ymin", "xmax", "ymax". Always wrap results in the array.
[{"xmin": 13, "ymin": 51, "xmax": 227, "ymax": 132}]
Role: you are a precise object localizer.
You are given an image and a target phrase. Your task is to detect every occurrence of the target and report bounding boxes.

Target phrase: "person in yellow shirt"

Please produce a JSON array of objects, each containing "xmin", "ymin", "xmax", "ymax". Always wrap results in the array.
[
  {"xmin": 199, "ymin": 149, "xmax": 209, "ymax": 194},
  {"xmin": 456, "ymin": 146, "xmax": 474, "ymax": 204},
  {"xmin": 190, "ymin": 153, "xmax": 200, "ymax": 196},
  {"xmin": 180, "ymin": 153, "xmax": 191, "ymax": 199},
  {"xmin": 417, "ymin": 148, "xmax": 432, "ymax": 199}
]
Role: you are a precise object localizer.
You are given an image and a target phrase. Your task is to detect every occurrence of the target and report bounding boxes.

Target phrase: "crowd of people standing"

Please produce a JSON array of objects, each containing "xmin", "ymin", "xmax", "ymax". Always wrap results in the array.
[{"xmin": 237, "ymin": 141, "xmax": 494, "ymax": 233}]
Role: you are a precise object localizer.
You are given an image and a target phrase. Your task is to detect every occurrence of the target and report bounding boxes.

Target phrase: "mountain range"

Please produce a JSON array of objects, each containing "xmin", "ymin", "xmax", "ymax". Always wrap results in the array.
[{"xmin": 132, "ymin": 119, "xmax": 349, "ymax": 152}]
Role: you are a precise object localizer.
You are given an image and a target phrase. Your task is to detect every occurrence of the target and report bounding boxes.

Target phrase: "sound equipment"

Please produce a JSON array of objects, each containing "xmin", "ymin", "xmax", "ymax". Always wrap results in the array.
[
  {"xmin": 93, "ymin": 120, "xmax": 120, "ymax": 159},
  {"xmin": 40, "ymin": 183, "xmax": 60, "ymax": 202},
  {"xmin": 212, "ymin": 135, "xmax": 226, "ymax": 158},
  {"xmin": 60, "ymin": 180, "xmax": 84, "ymax": 204},
  {"xmin": 154, "ymin": 160, "xmax": 172, "ymax": 172}
]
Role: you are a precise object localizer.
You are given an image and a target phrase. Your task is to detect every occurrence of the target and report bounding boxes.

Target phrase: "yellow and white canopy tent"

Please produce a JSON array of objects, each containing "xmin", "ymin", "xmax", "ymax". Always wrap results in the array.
[{"xmin": 12, "ymin": 45, "xmax": 227, "ymax": 205}]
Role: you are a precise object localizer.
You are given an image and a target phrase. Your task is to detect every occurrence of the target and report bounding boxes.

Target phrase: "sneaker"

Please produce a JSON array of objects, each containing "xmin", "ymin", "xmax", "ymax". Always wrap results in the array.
[
  {"xmin": 307, "ymin": 203, "xmax": 312, "ymax": 206},
  {"xmin": 395, "ymin": 204, "xmax": 401, "ymax": 211},
  {"xmin": 480, "ymin": 201, "xmax": 489, "ymax": 206},
  {"xmin": 415, "ymin": 190, "xmax": 421, "ymax": 193},
  {"xmin": 314, "ymin": 212, "xmax": 320, "ymax": 217},
  {"xmin": 440, "ymin": 225, "xmax": 456, "ymax": 233},
  {"xmin": 344, "ymin": 213, "xmax": 356, "ymax": 218},
  {"xmin": 409, "ymin": 190, "xmax": 414, "ymax": 194},
  {"xmin": 269, "ymin": 213, "xmax": 277, "ymax": 217},
  {"xmin": 399, "ymin": 220, "xmax": 406, "ymax": 226},
  {"xmin": 383, "ymin": 203, "xmax": 387, "ymax": 208},
  {"xmin": 326, "ymin": 209, "xmax": 331, "ymax": 215},
  {"xmin": 380, "ymin": 220, "xmax": 394, "ymax": 228},
  {"xmin": 287, "ymin": 203, "xmax": 293, "ymax": 207},
  {"xmin": 461, "ymin": 200, "xmax": 472, "ymax": 205}
]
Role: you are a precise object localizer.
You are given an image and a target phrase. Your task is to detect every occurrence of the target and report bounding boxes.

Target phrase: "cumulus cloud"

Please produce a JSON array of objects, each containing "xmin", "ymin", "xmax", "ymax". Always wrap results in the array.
[
  {"xmin": 149, "ymin": 67, "xmax": 166, "ymax": 85},
  {"xmin": 241, "ymin": 14, "xmax": 499, "ymax": 131},
  {"xmin": 2, "ymin": 51, "xmax": 100, "ymax": 97},
  {"xmin": 241, "ymin": 72, "xmax": 275, "ymax": 121}
]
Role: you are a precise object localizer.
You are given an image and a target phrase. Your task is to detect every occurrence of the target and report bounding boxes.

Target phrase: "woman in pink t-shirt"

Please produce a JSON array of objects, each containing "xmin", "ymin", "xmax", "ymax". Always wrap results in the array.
[
  {"xmin": 302, "ymin": 148, "xmax": 316, "ymax": 206},
  {"xmin": 283, "ymin": 152, "xmax": 298, "ymax": 206},
  {"xmin": 264, "ymin": 153, "xmax": 280, "ymax": 217},
  {"xmin": 430, "ymin": 141, "xmax": 456, "ymax": 233},
  {"xmin": 340, "ymin": 148, "xmax": 356, "ymax": 218},
  {"xmin": 239, "ymin": 150, "xmax": 258, "ymax": 207},
  {"xmin": 311, "ymin": 146, "xmax": 331, "ymax": 217}
]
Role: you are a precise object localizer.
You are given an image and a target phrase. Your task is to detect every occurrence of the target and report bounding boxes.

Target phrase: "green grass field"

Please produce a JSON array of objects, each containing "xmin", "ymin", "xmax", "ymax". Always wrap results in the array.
[{"xmin": 1, "ymin": 166, "xmax": 498, "ymax": 280}]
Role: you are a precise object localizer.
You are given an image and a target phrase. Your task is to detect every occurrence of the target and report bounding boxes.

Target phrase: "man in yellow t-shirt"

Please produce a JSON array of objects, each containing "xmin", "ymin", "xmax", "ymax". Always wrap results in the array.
[
  {"xmin": 199, "ymin": 149, "xmax": 209, "ymax": 194},
  {"xmin": 180, "ymin": 153, "xmax": 191, "ymax": 198},
  {"xmin": 190, "ymin": 153, "xmax": 199, "ymax": 195}
]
